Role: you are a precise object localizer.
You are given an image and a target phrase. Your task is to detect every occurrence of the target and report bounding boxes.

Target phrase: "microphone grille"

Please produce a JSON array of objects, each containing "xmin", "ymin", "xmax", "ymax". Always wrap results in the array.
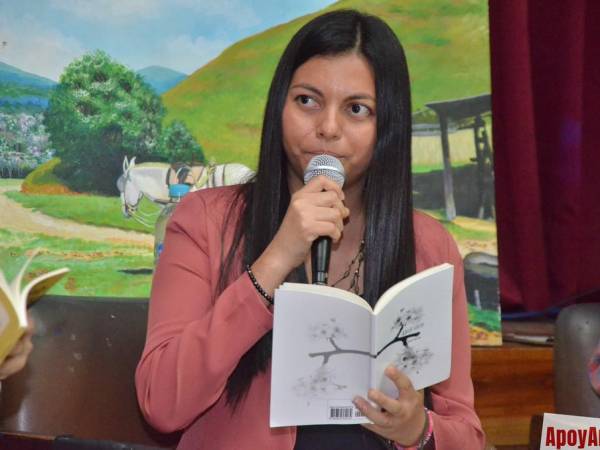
[{"xmin": 303, "ymin": 154, "xmax": 345, "ymax": 187}]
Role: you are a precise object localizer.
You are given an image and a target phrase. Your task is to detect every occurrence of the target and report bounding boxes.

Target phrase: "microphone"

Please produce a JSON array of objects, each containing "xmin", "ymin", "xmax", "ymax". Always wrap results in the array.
[{"xmin": 303, "ymin": 155, "xmax": 346, "ymax": 285}]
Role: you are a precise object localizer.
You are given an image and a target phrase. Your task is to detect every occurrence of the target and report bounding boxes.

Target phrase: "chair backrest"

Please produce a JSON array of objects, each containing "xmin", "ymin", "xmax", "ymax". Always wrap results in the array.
[
  {"xmin": 0, "ymin": 295, "xmax": 180, "ymax": 448},
  {"xmin": 554, "ymin": 302, "xmax": 600, "ymax": 416}
]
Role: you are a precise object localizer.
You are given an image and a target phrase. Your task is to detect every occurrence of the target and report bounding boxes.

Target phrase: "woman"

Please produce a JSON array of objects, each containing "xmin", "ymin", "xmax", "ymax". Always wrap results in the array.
[{"xmin": 136, "ymin": 10, "xmax": 485, "ymax": 450}]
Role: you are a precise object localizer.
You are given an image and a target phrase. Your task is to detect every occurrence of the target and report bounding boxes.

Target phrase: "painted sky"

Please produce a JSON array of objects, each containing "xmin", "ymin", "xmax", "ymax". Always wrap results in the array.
[{"xmin": 0, "ymin": 0, "xmax": 333, "ymax": 81}]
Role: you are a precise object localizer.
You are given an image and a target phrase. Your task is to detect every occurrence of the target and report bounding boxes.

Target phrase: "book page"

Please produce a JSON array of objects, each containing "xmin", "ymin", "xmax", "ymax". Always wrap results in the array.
[
  {"xmin": 0, "ymin": 251, "xmax": 68, "ymax": 351},
  {"xmin": 270, "ymin": 285, "xmax": 372, "ymax": 426},
  {"xmin": 0, "ymin": 286, "xmax": 26, "ymax": 363},
  {"xmin": 0, "ymin": 270, "xmax": 16, "ymax": 303},
  {"xmin": 9, "ymin": 249, "xmax": 38, "ymax": 298},
  {"xmin": 0, "ymin": 286, "xmax": 13, "ymax": 335},
  {"xmin": 370, "ymin": 264, "xmax": 453, "ymax": 396},
  {"xmin": 22, "ymin": 268, "xmax": 69, "ymax": 306},
  {"xmin": 280, "ymin": 282, "xmax": 372, "ymax": 311}
]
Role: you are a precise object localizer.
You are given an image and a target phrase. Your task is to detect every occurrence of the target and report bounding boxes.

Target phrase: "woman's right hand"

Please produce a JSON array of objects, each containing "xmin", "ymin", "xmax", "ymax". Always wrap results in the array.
[
  {"xmin": 250, "ymin": 176, "xmax": 349, "ymax": 300},
  {"xmin": 272, "ymin": 175, "xmax": 348, "ymax": 269}
]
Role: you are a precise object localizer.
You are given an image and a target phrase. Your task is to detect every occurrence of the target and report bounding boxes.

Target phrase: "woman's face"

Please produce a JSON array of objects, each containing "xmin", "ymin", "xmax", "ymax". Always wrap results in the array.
[{"xmin": 282, "ymin": 52, "xmax": 377, "ymax": 190}]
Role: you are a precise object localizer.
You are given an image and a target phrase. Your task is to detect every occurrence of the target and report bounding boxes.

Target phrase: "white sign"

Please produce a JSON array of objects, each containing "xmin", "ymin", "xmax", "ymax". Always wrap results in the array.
[{"xmin": 541, "ymin": 413, "xmax": 600, "ymax": 450}]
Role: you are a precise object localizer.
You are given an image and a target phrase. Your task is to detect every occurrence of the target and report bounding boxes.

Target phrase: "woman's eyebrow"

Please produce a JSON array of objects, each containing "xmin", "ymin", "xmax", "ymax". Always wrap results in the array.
[
  {"xmin": 290, "ymin": 83, "xmax": 375, "ymax": 102},
  {"xmin": 346, "ymin": 93, "xmax": 375, "ymax": 102},
  {"xmin": 290, "ymin": 83, "xmax": 323, "ymax": 97}
]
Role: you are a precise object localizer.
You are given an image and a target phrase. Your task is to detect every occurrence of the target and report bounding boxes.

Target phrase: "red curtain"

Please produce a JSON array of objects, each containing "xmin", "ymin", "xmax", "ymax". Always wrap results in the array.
[{"xmin": 490, "ymin": 0, "xmax": 600, "ymax": 312}]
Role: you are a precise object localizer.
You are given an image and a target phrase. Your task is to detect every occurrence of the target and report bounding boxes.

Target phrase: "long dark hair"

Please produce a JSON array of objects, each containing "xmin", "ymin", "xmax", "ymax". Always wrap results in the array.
[{"xmin": 218, "ymin": 9, "xmax": 415, "ymax": 408}]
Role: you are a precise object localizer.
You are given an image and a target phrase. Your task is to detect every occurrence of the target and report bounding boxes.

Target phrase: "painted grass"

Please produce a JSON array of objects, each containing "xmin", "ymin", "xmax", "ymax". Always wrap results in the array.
[
  {"xmin": 412, "ymin": 161, "xmax": 472, "ymax": 174},
  {"xmin": 468, "ymin": 303, "xmax": 501, "ymax": 333},
  {"xmin": 0, "ymin": 178, "xmax": 23, "ymax": 188},
  {"xmin": 441, "ymin": 221, "xmax": 495, "ymax": 242},
  {"xmin": 421, "ymin": 209, "xmax": 496, "ymax": 242},
  {"xmin": 0, "ymin": 228, "xmax": 153, "ymax": 298},
  {"xmin": 412, "ymin": 164, "xmax": 445, "ymax": 174},
  {"xmin": 5, "ymin": 190, "xmax": 159, "ymax": 234},
  {"xmin": 162, "ymin": 0, "xmax": 490, "ymax": 169}
]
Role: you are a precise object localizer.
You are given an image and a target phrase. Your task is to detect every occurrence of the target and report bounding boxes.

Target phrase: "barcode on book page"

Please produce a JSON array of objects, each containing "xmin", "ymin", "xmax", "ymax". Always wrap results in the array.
[{"xmin": 328, "ymin": 406, "xmax": 365, "ymax": 419}]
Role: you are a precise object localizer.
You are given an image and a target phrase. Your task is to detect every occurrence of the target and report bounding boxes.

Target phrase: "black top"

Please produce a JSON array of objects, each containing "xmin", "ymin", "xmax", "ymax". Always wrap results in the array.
[{"xmin": 294, "ymin": 425, "xmax": 393, "ymax": 450}]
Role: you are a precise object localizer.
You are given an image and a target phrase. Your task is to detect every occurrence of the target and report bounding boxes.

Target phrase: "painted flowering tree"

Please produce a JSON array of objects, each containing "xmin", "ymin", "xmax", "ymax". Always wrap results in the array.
[
  {"xmin": 0, "ymin": 112, "xmax": 52, "ymax": 178},
  {"xmin": 44, "ymin": 50, "xmax": 166, "ymax": 194}
]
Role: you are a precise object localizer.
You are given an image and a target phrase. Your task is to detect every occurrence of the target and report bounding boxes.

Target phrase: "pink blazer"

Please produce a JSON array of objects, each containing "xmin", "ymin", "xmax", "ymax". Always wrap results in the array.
[{"xmin": 135, "ymin": 186, "xmax": 485, "ymax": 450}]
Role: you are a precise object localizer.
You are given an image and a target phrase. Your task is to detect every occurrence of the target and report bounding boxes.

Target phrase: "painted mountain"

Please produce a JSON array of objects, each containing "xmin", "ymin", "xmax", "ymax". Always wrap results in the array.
[
  {"xmin": 162, "ymin": 0, "xmax": 489, "ymax": 168},
  {"xmin": 137, "ymin": 66, "xmax": 187, "ymax": 94},
  {"xmin": 0, "ymin": 61, "xmax": 56, "ymax": 112}
]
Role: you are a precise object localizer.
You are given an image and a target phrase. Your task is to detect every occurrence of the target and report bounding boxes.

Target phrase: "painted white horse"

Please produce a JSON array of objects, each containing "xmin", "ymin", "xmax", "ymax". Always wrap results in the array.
[
  {"xmin": 116, "ymin": 156, "xmax": 255, "ymax": 227},
  {"xmin": 167, "ymin": 160, "xmax": 255, "ymax": 190}
]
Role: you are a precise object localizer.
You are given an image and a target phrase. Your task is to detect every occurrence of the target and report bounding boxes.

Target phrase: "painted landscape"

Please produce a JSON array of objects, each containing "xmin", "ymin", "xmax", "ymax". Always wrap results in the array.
[{"xmin": 0, "ymin": 0, "xmax": 499, "ymax": 344}]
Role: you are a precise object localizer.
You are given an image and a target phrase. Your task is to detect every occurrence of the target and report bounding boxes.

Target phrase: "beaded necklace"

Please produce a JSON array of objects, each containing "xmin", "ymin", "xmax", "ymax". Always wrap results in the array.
[{"xmin": 330, "ymin": 239, "xmax": 365, "ymax": 295}]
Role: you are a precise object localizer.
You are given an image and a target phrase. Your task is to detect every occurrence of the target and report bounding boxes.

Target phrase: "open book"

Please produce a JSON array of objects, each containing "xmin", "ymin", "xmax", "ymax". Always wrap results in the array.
[
  {"xmin": 270, "ymin": 263, "xmax": 453, "ymax": 427},
  {"xmin": 0, "ymin": 250, "xmax": 68, "ymax": 362}
]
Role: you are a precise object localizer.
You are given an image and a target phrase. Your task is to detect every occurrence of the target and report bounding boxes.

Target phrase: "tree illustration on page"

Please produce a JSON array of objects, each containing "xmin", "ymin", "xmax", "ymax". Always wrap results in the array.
[
  {"xmin": 389, "ymin": 307, "xmax": 433, "ymax": 373},
  {"xmin": 293, "ymin": 318, "xmax": 350, "ymax": 397},
  {"xmin": 293, "ymin": 309, "xmax": 430, "ymax": 398}
]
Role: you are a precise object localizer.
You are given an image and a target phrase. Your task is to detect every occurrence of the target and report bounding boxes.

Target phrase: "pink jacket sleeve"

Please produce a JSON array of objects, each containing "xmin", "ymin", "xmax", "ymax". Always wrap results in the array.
[
  {"xmin": 135, "ymin": 191, "xmax": 273, "ymax": 433},
  {"xmin": 429, "ymin": 231, "xmax": 486, "ymax": 450}
]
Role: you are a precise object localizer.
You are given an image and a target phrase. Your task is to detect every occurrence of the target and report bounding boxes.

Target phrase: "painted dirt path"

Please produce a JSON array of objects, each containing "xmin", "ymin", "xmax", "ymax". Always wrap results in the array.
[
  {"xmin": 0, "ymin": 183, "xmax": 496, "ymax": 255},
  {"xmin": 0, "ymin": 185, "xmax": 153, "ymax": 247}
]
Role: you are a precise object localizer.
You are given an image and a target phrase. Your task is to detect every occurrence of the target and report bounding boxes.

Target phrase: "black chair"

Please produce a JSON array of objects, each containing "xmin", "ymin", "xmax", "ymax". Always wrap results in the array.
[
  {"xmin": 554, "ymin": 302, "xmax": 600, "ymax": 416},
  {"xmin": 0, "ymin": 295, "xmax": 180, "ymax": 448}
]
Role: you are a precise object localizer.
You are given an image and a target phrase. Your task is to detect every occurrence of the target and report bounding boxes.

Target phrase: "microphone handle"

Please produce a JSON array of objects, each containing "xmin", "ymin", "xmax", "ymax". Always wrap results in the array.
[{"xmin": 312, "ymin": 236, "xmax": 331, "ymax": 285}]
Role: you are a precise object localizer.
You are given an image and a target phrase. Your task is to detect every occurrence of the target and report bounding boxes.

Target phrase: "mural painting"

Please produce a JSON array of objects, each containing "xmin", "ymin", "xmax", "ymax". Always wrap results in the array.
[{"xmin": 0, "ymin": 0, "xmax": 499, "ymax": 344}]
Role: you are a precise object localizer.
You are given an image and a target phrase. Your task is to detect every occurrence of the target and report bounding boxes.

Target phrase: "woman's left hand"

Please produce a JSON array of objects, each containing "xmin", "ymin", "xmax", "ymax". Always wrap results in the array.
[
  {"xmin": 353, "ymin": 365, "xmax": 427, "ymax": 447},
  {"xmin": 0, "ymin": 316, "xmax": 34, "ymax": 381}
]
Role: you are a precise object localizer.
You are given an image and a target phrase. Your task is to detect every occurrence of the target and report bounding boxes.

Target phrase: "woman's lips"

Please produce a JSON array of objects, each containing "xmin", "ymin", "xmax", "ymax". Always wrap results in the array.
[{"xmin": 305, "ymin": 150, "xmax": 343, "ymax": 159}]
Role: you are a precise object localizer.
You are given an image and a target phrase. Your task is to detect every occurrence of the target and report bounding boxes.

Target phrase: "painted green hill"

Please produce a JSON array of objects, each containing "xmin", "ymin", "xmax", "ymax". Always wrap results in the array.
[
  {"xmin": 0, "ymin": 61, "xmax": 56, "ymax": 88},
  {"xmin": 0, "ymin": 61, "xmax": 56, "ymax": 111},
  {"xmin": 163, "ymin": 0, "xmax": 489, "ymax": 168},
  {"xmin": 137, "ymin": 66, "xmax": 187, "ymax": 94}
]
